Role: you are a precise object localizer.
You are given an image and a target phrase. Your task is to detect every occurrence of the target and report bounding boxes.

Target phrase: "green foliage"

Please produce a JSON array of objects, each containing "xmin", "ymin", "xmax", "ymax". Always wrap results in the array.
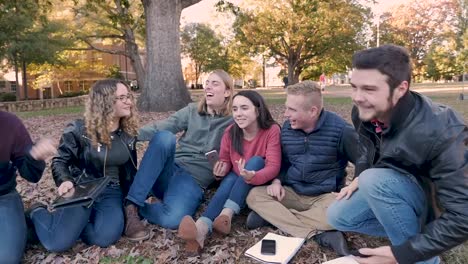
[
  {"xmin": 181, "ymin": 23, "xmax": 226, "ymax": 82},
  {"xmin": 0, "ymin": 92, "xmax": 17, "ymax": 102},
  {"xmin": 424, "ymin": 42, "xmax": 460, "ymax": 81},
  {"xmin": 28, "ymin": 50, "xmax": 108, "ymax": 93},
  {"xmin": 224, "ymin": 41, "xmax": 261, "ymax": 80},
  {"xmin": 228, "ymin": 0, "xmax": 369, "ymax": 84},
  {"xmin": 106, "ymin": 64, "xmax": 124, "ymax": 80},
  {"xmin": 72, "ymin": 0, "xmax": 145, "ymax": 47},
  {"xmin": 0, "ymin": 0, "xmax": 71, "ymax": 66}
]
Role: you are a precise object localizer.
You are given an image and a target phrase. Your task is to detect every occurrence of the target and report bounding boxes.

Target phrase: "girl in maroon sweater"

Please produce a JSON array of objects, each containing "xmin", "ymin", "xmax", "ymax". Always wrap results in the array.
[
  {"xmin": 0, "ymin": 111, "xmax": 55, "ymax": 263},
  {"xmin": 178, "ymin": 90, "xmax": 281, "ymax": 254}
]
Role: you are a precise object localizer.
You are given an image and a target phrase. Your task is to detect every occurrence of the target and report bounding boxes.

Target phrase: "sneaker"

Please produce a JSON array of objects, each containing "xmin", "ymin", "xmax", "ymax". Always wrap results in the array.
[
  {"xmin": 246, "ymin": 211, "xmax": 270, "ymax": 229},
  {"xmin": 124, "ymin": 204, "xmax": 149, "ymax": 241}
]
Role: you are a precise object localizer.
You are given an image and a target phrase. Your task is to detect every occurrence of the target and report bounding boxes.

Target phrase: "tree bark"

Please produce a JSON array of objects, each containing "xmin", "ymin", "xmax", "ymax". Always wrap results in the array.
[
  {"xmin": 13, "ymin": 54, "xmax": 20, "ymax": 100},
  {"xmin": 114, "ymin": 0, "xmax": 146, "ymax": 93},
  {"xmin": 22, "ymin": 60, "xmax": 28, "ymax": 100},
  {"xmin": 123, "ymin": 28, "xmax": 145, "ymax": 92},
  {"xmin": 287, "ymin": 62, "xmax": 300, "ymax": 85},
  {"xmin": 139, "ymin": 0, "xmax": 198, "ymax": 112}
]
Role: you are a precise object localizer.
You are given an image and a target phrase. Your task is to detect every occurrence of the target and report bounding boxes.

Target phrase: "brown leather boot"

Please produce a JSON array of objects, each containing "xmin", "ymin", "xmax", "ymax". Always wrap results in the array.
[{"xmin": 124, "ymin": 204, "xmax": 149, "ymax": 241}]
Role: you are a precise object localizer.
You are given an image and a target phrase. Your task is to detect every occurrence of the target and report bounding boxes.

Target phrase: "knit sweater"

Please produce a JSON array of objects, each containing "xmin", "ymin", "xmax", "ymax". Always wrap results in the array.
[{"xmin": 0, "ymin": 111, "xmax": 45, "ymax": 195}]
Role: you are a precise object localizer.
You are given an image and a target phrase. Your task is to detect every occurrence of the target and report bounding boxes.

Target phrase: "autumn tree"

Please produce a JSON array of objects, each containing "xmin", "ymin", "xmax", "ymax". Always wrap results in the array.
[
  {"xmin": 70, "ymin": 1, "xmax": 145, "ymax": 92},
  {"xmin": 374, "ymin": 0, "xmax": 462, "ymax": 80},
  {"xmin": 181, "ymin": 23, "xmax": 225, "ymax": 86},
  {"xmin": 424, "ymin": 42, "xmax": 459, "ymax": 81},
  {"xmin": 227, "ymin": 0, "xmax": 369, "ymax": 85},
  {"xmin": 28, "ymin": 50, "xmax": 109, "ymax": 96},
  {"xmin": 71, "ymin": 0, "xmax": 203, "ymax": 111},
  {"xmin": 0, "ymin": 0, "xmax": 70, "ymax": 99}
]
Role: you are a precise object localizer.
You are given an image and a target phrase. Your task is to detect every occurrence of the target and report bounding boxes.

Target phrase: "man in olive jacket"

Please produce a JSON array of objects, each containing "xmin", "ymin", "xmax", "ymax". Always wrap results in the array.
[{"xmin": 327, "ymin": 44, "xmax": 467, "ymax": 264}]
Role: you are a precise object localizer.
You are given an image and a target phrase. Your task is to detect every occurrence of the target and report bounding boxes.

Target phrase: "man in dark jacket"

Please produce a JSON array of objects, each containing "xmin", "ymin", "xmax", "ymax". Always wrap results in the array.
[
  {"xmin": 327, "ymin": 44, "xmax": 468, "ymax": 264},
  {"xmin": 0, "ymin": 110, "xmax": 55, "ymax": 263},
  {"xmin": 246, "ymin": 81, "xmax": 358, "ymax": 256}
]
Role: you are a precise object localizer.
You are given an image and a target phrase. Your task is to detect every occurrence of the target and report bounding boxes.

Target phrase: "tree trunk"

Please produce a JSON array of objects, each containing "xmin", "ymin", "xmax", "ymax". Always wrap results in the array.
[
  {"xmin": 262, "ymin": 55, "xmax": 266, "ymax": 87},
  {"xmin": 139, "ymin": 0, "xmax": 193, "ymax": 112},
  {"xmin": 115, "ymin": 0, "xmax": 146, "ymax": 92},
  {"xmin": 287, "ymin": 62, "xmax": 300, "ymax": 85},
  {"xmin": 195, "ymin": 63, "xmax": 200, "ymax": 87},
  {"xmin": 22, "ymin": 60, "xmax": 28, "ymax": 100},
  {"xmin": 124, "ymin": 30, "xmax": 145, "ymax": 93},
  {"xmin": 13, "ymin": 55, "xmax": 20, "ymax": 100}
]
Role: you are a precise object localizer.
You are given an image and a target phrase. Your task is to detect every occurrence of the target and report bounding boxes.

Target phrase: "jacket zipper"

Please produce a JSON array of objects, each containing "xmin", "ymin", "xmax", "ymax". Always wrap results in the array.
[
  {"xmin": 302, "ymin": 135, "xmax": 308, "ymax": 180},
  {"xmin": 120, "ymin": 137, "xmax": 137, "ymax": 169},
  {"xmin": 360, "ymin": 124, "xmax": 377, "ymax": 165}
]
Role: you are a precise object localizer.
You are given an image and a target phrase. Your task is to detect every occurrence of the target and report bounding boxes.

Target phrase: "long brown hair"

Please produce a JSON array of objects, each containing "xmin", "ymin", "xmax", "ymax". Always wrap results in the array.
[{"xmin": 230, "ymin": 90, "xmax": 278, "ymax": 155}]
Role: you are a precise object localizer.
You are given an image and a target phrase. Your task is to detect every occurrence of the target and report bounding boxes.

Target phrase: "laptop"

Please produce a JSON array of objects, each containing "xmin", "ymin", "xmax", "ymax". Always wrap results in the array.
[{"xmin": 51, "ymin": 177, "xmax": 111, "ymax": 210}]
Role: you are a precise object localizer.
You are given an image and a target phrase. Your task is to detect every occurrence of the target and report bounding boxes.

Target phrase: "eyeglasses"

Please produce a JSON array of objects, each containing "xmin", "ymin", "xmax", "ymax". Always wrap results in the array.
[{"xmin": 114, "ymin": 93, "xmax": 134, "ymax": 102}]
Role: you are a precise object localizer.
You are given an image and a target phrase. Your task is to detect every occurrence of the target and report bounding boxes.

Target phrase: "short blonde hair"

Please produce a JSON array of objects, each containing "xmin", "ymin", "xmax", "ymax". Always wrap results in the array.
[
  {"xmin": 198, "ymin": 69, "xmax": 234, "ymax": 116},
  {"xmin": 286, "ymin": 80, "xmax": 323, "ymax": 110}
]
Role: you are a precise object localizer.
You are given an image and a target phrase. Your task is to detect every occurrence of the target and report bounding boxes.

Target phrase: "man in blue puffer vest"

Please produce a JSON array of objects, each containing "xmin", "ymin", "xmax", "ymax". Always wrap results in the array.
[{"xmin": 246, "ymin": 80, "xmax": 358, "ymax": 256}]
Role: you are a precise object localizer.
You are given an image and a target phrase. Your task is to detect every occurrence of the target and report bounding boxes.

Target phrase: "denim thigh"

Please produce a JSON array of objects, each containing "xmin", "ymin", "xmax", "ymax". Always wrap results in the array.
[{"xmin": 0, "ymin": 191, "xmax": 27, "ymax": 264}]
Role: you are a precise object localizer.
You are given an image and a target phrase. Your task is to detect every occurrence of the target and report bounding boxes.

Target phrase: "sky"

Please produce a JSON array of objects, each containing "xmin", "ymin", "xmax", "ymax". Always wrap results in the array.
[{"xmin": 181, "ymin": 0, "xmax": 412, "ymax": 25}]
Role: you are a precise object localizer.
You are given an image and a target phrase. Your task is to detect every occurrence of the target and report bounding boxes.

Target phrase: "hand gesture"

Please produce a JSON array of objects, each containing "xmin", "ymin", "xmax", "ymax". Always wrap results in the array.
[
  {"xmin": 58, "ymin": 181, "xmax": 75, "ymax": 197},
  {"xmin": 213, "ymin": 161, "xmax": 228, "ymax": 180},
  {"xmin": 355, "ymin": 246, "xmax": 397, "ymax": 264},
  {"xmin": 29, "ymin": 138, "xmax": 56, "ymax": 161},
  {"xmin": 267, "ymin": 179, "xmax": 285, "ymax": 201},
  {"xmin": 236, "ymin": 158, "xmax": 255, "ymax": 182},
  {"xmin": 335, "ymin": 177, "xmax": 359, "ymax": 200}
]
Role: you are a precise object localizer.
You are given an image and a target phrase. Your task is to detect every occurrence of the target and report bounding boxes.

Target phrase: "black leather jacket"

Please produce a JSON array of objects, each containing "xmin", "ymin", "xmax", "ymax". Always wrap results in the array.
[
  {"xmin": 352, "ymin": 91, "xmax": 468, "ymax": 264},
  {"xmin": 52, "ymin": 120, "xmax": 137, "ymax": 196}
]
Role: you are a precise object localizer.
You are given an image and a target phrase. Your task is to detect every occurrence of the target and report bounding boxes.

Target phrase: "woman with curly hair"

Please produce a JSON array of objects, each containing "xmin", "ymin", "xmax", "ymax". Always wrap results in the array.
[{"xmin": 27, "ymin": 79, "xmax": 141, "ymax": 252}]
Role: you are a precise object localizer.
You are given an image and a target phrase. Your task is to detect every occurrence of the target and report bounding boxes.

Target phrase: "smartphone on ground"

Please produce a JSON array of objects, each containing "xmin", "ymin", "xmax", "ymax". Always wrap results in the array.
[{"xmin": 261, "ymin": 239, "xmax": 276, "ymax": 255}]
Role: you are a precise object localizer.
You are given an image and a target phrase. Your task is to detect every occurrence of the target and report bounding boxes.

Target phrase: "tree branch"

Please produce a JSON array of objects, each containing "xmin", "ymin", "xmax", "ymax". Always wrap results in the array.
[
  {"xmin": 83, "ymin": 34, "xmax": 125, "ymax": 39},
  {"xmin": 81, "ymin": 38, "xmax": 127, "ymax": 56},
  {"xmin": 182, "ymin": 0, "xmax": 202, "ymax": 9}
]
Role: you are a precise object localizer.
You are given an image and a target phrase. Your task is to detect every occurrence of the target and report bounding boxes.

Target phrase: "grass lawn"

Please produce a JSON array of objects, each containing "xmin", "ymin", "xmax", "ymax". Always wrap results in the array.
[{"xmin": 16, "ymin": 105, "xmax": 84, "ymax": 119}]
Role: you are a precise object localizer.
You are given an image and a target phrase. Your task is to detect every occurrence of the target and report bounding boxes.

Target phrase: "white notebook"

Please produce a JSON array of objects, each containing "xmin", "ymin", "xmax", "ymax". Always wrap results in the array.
[{"xmin": 244, "ymin": 232, "xmax": 305, "ymax": 264}]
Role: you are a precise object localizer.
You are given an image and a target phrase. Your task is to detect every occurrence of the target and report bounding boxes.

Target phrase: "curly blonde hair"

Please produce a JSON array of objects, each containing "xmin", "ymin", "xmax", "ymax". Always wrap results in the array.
[
  {"xmin": 84, "ymin": 79, "xmax": 138, "ymax": 148},
  {"xmin": 197, "ymin": 69, "xmax": 234, "ymax": 116}
]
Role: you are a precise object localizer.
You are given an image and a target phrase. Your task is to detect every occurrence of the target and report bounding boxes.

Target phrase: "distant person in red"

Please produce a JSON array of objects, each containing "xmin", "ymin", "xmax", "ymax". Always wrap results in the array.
[
  {"xmin": 0, "ymin": 111, "xmax": 55, "ymax": 263},
  {"xmin": 319, "ymin": 73, "xmax": 326, "ymax": 91}
]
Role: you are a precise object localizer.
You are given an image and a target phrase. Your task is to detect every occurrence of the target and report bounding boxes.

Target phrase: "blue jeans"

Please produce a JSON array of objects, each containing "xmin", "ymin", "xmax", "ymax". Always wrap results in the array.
[
  {"xmin": 126, "ymin": 131, "xmax": 204, "ymax": 229},
  {"xmin": 327, "ymin": 168, "xmax": 440, "ymax": 264},
  {"xmin": 200, "ymin": 156, "xmax": 264, "ymax": 231},
  {"xmin": 0, "ymin": 190, "xmax": 27, "ymax": 264},
  {"xmin": 31, "ymin": 185, "xmax": 124, "ymax": 252}
]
